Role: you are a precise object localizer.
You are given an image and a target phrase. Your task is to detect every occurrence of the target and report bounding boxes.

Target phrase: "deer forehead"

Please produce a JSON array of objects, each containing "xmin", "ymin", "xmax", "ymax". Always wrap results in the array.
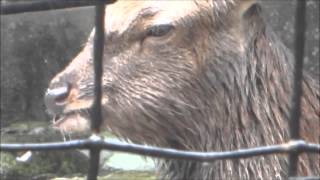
[{"xmin": 104, "ymin": 1, "xmax": 211, "ymax": 35}]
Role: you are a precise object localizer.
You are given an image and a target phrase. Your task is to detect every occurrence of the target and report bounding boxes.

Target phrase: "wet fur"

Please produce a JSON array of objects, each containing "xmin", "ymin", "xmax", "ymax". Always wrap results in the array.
[{"xmin": 47, "ymin": 1, "xmax": 320, "ymax": 179}]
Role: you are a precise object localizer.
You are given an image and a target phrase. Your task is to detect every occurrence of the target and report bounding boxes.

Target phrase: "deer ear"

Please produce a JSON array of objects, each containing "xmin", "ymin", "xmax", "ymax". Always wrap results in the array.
[{"xmin": 238, "ymin": 0, "xmax": 257, "ymax": 17}]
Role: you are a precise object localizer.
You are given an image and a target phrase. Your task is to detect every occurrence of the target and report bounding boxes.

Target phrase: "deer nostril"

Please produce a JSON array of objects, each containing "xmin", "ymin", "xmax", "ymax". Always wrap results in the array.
[
  {"xmin": 54, "ymin": 86, "xmax": 71, "ymax": 103},
  {"xmin": 45, "ymin": 83, "xmax": 71, "ymax": 115},
  {"xmin": 49, "ymin": 84, "xmax": 71, "ymax": 102}
]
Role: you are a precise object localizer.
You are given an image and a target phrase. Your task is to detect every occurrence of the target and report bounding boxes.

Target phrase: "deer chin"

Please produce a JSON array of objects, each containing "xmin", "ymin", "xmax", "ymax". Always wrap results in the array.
[
  {"xmin": 50, "ymin": 96, "xmax": 109, "ymax": 134},
  {"xmin": 52, "ymin": 112, "xmax": 91, "ymax": 133}
]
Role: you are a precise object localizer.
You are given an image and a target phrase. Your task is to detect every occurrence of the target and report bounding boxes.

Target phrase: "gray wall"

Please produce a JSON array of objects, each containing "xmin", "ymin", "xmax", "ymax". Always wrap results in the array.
[
  {"xmin": 1, "ymin": 7, "xmax": 94, "ymax": 125},
  {"xmin": 261, "ymin": 0, "xmax": 319, "ymax": 77}
]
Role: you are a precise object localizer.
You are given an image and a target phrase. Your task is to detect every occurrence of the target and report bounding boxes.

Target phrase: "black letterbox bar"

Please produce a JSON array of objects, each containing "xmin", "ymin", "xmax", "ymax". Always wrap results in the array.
[{"xmin": 0, "ymin": 0, "xmax": 116, "ymax": 15}]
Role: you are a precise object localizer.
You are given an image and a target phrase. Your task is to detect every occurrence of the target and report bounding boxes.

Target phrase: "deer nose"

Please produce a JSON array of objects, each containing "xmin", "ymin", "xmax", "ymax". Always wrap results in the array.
[{"xmin": 45, "ymin": 83, "xmax": 71, "ymax": 115}]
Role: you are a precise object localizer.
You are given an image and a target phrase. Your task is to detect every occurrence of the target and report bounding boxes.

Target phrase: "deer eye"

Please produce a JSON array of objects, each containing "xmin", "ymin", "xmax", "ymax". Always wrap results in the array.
[{"xmin": 146, "ymin": 24, "xmax": 174, "ymax": 37}]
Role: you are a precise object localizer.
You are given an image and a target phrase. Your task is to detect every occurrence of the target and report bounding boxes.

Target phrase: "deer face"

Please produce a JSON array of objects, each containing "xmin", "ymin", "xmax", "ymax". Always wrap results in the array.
[{"xmin": 45, "ymin": 0, "xmax": 255, "ymax": 145}]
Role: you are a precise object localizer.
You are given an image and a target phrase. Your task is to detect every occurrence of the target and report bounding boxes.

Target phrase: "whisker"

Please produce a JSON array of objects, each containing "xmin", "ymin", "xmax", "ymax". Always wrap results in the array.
[
  {"xmin": 59, "ymin": 129, "xmax": 67, "ymax": 142},
  {"xmin": 67, "ymin": 133, "xmax": 71, "ymax": 141}
]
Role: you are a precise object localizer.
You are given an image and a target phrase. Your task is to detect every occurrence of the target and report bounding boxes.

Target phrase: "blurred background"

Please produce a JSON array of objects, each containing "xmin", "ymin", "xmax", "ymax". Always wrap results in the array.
[{"xmin": 0, "ymin": 0, "xmax": 319, "ymax": 179}]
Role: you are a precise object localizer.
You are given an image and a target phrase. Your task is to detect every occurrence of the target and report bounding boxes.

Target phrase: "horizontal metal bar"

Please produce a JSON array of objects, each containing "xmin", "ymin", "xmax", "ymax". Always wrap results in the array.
[
  {"xmin": 1, "ymin": 139, "xmax": 319, "ymax": 162},
  {"xmin": 289, "ymin": 177, "xmax": 320, "ymax": 180},
  {"xmin": 0, "ymin": 0, "xmax": 116, "ymax": 15}
]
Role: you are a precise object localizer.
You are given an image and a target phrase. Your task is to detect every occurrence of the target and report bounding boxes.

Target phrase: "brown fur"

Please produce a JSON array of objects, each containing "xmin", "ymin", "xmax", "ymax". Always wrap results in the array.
[{"xmin": 46, "ymin": 0, "xmax": 320, "ymax": 179}]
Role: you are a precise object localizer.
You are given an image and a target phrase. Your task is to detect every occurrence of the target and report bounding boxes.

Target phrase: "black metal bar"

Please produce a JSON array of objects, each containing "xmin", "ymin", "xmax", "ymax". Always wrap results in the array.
[
  {"xmin": 90, "ymin": 3, "xmax": 105, "ymax": 134},
  {"xmin": 1, "ymin": 140, "xmax": 319, "ymax": 161},
  {"xmin": 0, "ymin": 0, "xmax": 115, "ymax": 15},
  {"xmin": 288, "ymin": 0, "xmax": 307, "ymax": 177},
  {"xmin": 88, "ymin": 146, "xmax": 101, "ymax": 180},
  {"xmin": 87, "ymin": 2, "xmax": 106, "ymax": 180}
]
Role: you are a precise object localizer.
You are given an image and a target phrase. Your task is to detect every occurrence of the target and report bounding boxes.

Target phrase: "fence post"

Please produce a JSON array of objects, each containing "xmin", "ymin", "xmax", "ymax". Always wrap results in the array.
[
  {"xmin": 87, "ymin": 2, "xmax": 105, "ymax": 180},
  {"xmin": 288, "ymin": 0, "xmax": 307, "ymax": 177}
]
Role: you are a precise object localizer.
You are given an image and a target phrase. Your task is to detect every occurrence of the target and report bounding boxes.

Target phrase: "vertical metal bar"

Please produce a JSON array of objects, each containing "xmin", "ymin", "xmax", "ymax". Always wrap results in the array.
[
  {"xmin": 288, "ymin": 0, "xmax": 307, "ymax": 177},
  {"xmin": 90, "ymin": 2, "xmax": 105, "ymax": 135},
  {"xmin": 88, "ymin": 148, "xmax": 101, "ymax": 180},
  {"xmin": 87, "ymin": 2, "xmax": 105, "ymax": 180}
]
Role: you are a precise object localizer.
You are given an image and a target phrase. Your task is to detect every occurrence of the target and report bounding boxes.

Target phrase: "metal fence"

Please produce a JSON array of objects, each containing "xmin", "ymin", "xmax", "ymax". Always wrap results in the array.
[{"xmin": 0, "ymin": 0, "xmax": 319, "ymax": 180}]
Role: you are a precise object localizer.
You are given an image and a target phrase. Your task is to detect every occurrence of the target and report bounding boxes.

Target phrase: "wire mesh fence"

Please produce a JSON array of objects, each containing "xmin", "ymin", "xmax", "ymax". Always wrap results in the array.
[{"xmin": 0, "ymin": 0, "xmax": 319, "ymax": 180}]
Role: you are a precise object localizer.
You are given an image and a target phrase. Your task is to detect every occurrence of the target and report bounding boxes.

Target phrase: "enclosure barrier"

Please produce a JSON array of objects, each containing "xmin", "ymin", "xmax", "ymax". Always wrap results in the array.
[{"xmin": 1, "ymin": 0, "xmax": 319, "ymax": 180}]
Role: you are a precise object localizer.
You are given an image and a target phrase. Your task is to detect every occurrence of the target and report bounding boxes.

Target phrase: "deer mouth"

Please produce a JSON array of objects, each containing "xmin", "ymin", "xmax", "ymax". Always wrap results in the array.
[
  {"xmin": 51, "ymin": 110, "xmax": 91, "ymax": 133},
  {"xmin": 45, "ymin": 83, "xmax": 109, "ymax": 133}
]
